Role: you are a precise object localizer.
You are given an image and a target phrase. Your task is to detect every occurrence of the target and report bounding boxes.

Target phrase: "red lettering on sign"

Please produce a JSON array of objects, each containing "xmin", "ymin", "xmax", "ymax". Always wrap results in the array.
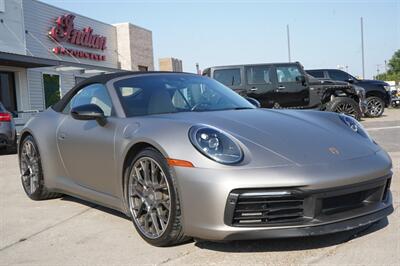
[{"xmin": 49, "ymin": 14, "xmax": 107, "ymax": 50}]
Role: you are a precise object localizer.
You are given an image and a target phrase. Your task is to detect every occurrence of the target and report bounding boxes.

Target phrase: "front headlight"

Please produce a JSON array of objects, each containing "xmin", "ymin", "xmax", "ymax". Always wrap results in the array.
[
  {"xmin": 384, "ymin": 85, "xmax": 391, "ymax": 92},
  {"xmin": 189, "ymin": 125, "xmax": 243, "ymax": 164},
  {"xmin": 339, "ymin": 114, "xmax": 373, "ymax": 142}
]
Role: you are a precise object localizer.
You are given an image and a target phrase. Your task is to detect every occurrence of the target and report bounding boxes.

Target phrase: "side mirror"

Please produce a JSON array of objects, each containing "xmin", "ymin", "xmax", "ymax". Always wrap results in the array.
[
  {"xmin": 296, "ymin": 75, "xmax": 306, "ymax": 85},
  {"xmin": 347, "ymin": 78, "xmax": 355, "ymax": 84},
  {"xmin": 245, "ymin": 97, "xmax": 261, "ymax": 108},
  {"xmin": 70, "ymin": 104, "xmax": 107, "ymax": 126}
]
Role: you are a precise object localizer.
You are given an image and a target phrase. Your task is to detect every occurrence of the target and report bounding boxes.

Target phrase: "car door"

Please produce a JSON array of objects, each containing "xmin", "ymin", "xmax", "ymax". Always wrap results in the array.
[
  {"xmin": 212, "ymin": 67, "xmax": 245, "ymax": 96},
  {"xmin": 273, "ymin": 64, "xmax": 309, "ymax": 107},
  {"xmin": 244, "ymin": 65, "xmax": 277, "ymax": 107},
  {"xmin": 56, "ymin": 83, "xmax": 118, "ymax": 196}
]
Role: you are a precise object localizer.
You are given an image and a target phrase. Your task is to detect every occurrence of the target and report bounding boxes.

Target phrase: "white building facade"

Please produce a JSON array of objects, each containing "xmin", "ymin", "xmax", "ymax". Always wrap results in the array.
[{"xmin": 0, "ymin": 0, "xmax": 154, "ymax": 128}]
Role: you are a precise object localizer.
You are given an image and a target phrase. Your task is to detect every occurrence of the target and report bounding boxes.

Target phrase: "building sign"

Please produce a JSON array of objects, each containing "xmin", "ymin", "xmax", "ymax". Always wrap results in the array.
[{"xmin": 49, "ymin": 14, "xmax": 107, "ymax": 61}]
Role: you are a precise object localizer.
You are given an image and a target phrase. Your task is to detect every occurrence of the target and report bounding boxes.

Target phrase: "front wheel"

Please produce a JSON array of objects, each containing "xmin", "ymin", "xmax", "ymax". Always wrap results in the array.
[
  {"xmin": 125, "ymin": 147, "xmax": 188, "ymax": 246},
  {"xmin": 325, "ymin": 97, "xmax": 362, "ymax": 120},
  {"xmin": 366, "ymin": 96, "xmax": 385, "ymax": 117}
]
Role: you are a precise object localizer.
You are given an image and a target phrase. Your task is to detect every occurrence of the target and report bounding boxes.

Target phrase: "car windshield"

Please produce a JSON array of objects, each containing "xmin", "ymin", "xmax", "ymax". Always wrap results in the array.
[{"xmin": 114, "ymin": 74, "xmax": 255, "ymax": 117}]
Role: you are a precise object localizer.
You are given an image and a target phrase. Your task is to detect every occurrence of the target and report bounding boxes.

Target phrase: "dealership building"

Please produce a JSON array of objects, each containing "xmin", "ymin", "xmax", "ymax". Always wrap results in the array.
[{"xmin": 0, "ymin": 0, "xmax": 154, "ymax": 127}]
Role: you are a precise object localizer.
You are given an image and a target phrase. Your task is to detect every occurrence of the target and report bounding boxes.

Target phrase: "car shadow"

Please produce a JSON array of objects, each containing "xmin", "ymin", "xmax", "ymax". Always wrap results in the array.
[
  {"xmin": 59, "ymin": 195, "xmax": 130, "ymax": 220},
  {"xmin": 195, "ymin": 218, "xmax": 388, "ymax": 252},
  {"xmin": 0, "ymin": 148, "xmax": 17, "ymax": 156}
]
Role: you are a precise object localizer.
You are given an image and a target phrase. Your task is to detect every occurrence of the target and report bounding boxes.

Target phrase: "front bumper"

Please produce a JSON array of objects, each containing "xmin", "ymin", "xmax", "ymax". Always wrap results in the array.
[
  {"xmin": 173, "ymin": 150, "xmax": 393, "ymax": 241},
  {"xmin": 224, "ymin": 198, "xmax": 393, "ymax": 240}
]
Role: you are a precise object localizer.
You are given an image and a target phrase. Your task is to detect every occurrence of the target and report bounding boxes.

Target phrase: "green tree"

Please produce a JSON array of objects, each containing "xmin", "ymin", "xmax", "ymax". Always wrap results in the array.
[{"xmin": 376, "ymin": 49, "xmax": 400, "ymax": 81}]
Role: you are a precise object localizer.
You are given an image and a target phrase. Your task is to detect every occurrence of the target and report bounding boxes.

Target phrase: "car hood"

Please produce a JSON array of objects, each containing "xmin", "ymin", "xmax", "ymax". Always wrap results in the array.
[
  {"xmin": 150, "ymin": 109, "xmax": 379, "ymax": 166},
  {"xmin": 357, "ymin": 79, "xmax": 388, "ymax": 86}
]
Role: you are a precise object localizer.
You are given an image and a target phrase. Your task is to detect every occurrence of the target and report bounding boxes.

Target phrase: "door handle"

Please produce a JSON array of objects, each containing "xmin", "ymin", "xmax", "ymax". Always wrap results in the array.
[
  {"xmin": 275, "ymin": 86, "xmax": 285, "ymax": 92},
  {"xmin": 58, "ymin": 132, "xmax": 67, "ymax": 140},
  {"xmin": 250, "ymin": 87, "xmax": 258, "ymax": 92}
]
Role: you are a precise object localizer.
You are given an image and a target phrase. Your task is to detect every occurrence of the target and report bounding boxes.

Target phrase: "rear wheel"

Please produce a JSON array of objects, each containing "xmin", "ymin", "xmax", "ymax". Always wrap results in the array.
[
  {"xmin": 325, "ymin": 97, "xmax": 362, "ymax": 120},
  {"xmin": 125, "ymin": 147, "xmax": 188, "ymax": 246},
  {"xmin": 366, "ymin": 96, "xmax": 385, "ymax": 118},
  {"xmin": 19, "ymin": 135, "xmax": 62, "ymax": 200}
]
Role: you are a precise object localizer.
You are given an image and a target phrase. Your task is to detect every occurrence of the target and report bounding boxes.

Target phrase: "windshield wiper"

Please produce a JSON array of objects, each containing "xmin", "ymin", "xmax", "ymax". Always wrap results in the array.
[{"xmin": 216, "ymin": 107, "xmax": 255, "ymax": 111}]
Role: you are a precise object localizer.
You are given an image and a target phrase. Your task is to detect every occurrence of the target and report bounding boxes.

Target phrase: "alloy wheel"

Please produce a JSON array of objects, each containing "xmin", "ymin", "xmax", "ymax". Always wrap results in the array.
[
  {"xmin": 128, "ymin": 157, "xmax": 171, "ymax": 239},
  {"xmin": 367, "ymin": 98, "xmax": 383, "ymax": 117},
  {"xmin": 335, "ymin": 103, "xmax": 357, "ymax": 118},
  {"xmin": 20, "ymin": 140, "xmax": 40, "ymax": 195}
]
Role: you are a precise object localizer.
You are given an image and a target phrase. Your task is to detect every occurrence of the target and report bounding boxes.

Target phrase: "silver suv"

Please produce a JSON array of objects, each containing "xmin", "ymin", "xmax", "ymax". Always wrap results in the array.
[{"xmin": 0, "ymin": 102, "xmax": 17, "ymax": 153}]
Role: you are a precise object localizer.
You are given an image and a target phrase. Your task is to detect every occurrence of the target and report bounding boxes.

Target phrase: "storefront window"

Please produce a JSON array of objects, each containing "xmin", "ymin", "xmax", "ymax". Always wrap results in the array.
[
  {"xmin": 43, "ymin": 74, "xmax": 61, "ymax": 108},
  {"xmin": 0, "ymin": 72, "xmax": 17, "ymax": 115}
]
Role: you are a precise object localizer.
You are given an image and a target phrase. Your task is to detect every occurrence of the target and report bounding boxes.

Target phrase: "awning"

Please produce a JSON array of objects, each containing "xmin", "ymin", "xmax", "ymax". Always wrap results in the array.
[{"xmin": 0, "ymin": 51, "xmax": 121, "ymax": 72}]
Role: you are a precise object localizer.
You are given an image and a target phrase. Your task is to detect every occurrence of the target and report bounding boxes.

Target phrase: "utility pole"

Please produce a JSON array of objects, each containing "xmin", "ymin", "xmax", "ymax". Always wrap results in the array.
[
  {"xmin": 195, "ymin": 63, "xmax": 200, "ymax": 75},
  {"xmin": 360, "ymin": 17, "xmax": 365, "ymax": 79},
  {"xmin": 384, "ymin": 60, "xmax": 387, "ymax": 72},
  {"xmin": 286, "ymin": 24, "xmax": 291, "ymax": 62}
]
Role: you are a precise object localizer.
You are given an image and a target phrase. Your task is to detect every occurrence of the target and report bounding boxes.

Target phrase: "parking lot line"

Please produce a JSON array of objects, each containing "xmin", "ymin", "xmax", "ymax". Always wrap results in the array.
[{"xmin": 366, "ymin": 126, "xmax": 400, "ymax": 131}]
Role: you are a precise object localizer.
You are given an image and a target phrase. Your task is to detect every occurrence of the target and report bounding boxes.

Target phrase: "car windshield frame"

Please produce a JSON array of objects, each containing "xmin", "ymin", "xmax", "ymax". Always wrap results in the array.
[{"xmin": 113, "ymin": 74, "xmax": 255, "ymax": 117}]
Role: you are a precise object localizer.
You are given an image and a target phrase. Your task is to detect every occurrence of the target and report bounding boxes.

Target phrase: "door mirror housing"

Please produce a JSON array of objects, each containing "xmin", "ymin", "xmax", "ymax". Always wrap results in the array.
[
  {"xmin": 296, "ymin": 75, "xmax": 306, "ymax": 85},
  {"xmin": 347, "ymin": 77, "xmax": 355, "ymax": 84},
  {"xmin": 245, "ymin": 97, "xmax": 261, "ymax": 108},
  {"xmin": 70, "ymin": 104, "xmax": 107, "ymax": 126}
]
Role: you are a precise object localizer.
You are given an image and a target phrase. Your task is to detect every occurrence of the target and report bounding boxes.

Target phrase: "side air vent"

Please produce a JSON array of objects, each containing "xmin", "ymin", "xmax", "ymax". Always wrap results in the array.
[{"xmin": 227, "ymin": 191, "xmax": 305, "ymax": 226}]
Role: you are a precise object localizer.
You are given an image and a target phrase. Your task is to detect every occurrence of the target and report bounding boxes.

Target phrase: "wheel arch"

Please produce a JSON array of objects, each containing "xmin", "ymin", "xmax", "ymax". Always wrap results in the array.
[
  {"xmin": 120, "ymin": 140, "xmax": 169, "ymax": 215},
  {"xmin": 366, "ymin": 90, "xmax": 385, "ymax": 100}
]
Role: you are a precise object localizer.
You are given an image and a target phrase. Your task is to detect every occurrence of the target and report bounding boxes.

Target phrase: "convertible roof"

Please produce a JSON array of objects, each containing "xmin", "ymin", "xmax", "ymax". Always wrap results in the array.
[{"xmin": 76, "ymin": 71, "xmax": 195, "ymax": 87}]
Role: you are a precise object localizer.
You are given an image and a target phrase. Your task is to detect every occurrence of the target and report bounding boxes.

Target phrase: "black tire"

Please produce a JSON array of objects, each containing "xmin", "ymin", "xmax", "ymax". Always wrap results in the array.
[
  {"xmin": 366, "ymin": 96, "xmax": 385, "ymax": 118},
  {"xmin": 6, "ymin": 135, "xmax": 17, "ymax": 154},
  {"xmin": 325, "ymin": 97, "xmax": 362, "ymax": 120},
  {"xmin": 19, "ymin": 135, "xmax": 62, "ymax": 200},
  {"xmin": 124, "ymin": 147, "xmax": 189, "ymax": 246}
]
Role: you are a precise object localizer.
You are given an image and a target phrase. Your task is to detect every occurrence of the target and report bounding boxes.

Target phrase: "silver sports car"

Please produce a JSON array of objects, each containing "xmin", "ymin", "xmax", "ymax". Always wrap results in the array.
[{"xmin": 19, "ymin": 72, "xmax": 393, "ymax": 246}]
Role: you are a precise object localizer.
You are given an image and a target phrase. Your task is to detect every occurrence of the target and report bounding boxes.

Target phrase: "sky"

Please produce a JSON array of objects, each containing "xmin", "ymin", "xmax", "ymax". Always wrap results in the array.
[{"xmin": 41, "ymin": 0, "xmax": 400, "ymax": 79}]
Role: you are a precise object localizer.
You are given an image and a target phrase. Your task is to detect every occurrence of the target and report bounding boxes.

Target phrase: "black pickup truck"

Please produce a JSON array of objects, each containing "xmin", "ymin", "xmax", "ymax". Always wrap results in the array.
[
  {"xmin": 306, "ymin": 69, "xmax": 391, "ymax": 117},
  {"xmin": 203, "ymin": 62, "xmax": 366, "ymax": 120}
]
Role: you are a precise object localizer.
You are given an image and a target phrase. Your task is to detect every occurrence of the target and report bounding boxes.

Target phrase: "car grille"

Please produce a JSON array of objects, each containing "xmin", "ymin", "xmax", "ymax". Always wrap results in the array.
[
  {"xmin": 321, "ymin": 186, "xmax": 382, "ymax": 215},
  {"xmin": 226, "ymin": 191, "xmax": 305, "ymax": 226}
]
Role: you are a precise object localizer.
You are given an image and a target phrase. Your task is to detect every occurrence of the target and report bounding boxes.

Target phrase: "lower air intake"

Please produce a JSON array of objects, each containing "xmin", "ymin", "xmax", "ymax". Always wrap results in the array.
[{"xmin": 227, "ymin": 191, "xmax": 305, "ymax": 226}]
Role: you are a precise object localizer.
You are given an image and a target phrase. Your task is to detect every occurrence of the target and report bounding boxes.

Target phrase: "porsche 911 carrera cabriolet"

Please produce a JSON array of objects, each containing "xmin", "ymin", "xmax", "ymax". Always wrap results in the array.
[{"xmin": 19, "ymin": 72, "xmax": 393, "ymax": 246}]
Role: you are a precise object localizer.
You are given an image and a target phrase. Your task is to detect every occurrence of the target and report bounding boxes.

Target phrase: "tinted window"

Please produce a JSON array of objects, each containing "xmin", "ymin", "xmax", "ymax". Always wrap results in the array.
[
  {"xmin": 276, "ymin": 66, "xmax": 302, "ymax": 83},
  {"xmin": 63, "ymin": 83, "xmax": 113, "ymax": 116},
  {"xmin": 306, "ymin": 70, "xmax": 325, "ymax": 78},
  {"xmin": 0, "ymin": 102, "xmax": 4, "ymax": 112},
  {"xmin": 114, "ymin": 74, "xmax": 254, "ymax": 117},
  {"xmin": 0, "ymin": 72, "xmax": 17, "ymax": 113},
  {"xmin": 246, "ymin": 65, "xmax": 272, "ymax": 84},
  {"xmin": 328, "ymin": 70, "xmax": 350, "ymax": 81},
  {"xmin": 213, "ymin": 69, "xmax": 241, "ymax": 86},
  {"xmin": 43, "ymin": 74, "xmax": 61, "ymax": 108}
]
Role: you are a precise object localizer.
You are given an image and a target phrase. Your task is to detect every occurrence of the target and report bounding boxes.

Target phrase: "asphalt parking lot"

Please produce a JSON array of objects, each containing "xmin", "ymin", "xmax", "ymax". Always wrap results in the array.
[{"xmin": 0, "ymin": 109, "xmax": 399, "ymax": 265}]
